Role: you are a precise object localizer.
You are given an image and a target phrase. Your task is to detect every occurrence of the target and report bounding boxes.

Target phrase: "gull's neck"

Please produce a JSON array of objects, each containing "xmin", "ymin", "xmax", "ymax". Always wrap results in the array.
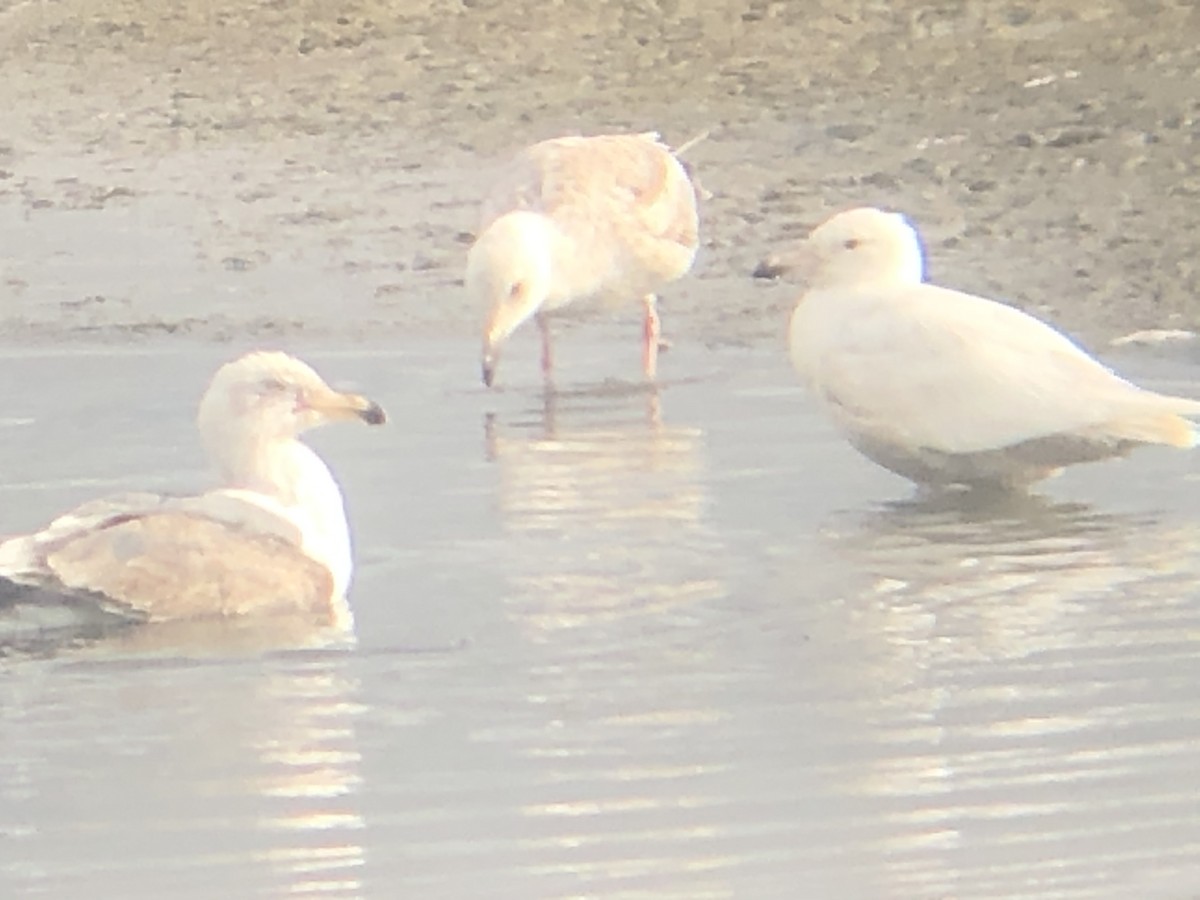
[
  {"xmin": 213, "ymin": 433, "xmax": 314, "ymax": 503},
  {"xmin": 883, "ymin": 232, "xmax": 926, "ymax": 285},
  {"xmin": 535, "ymin": 217, "xmax": 611, "ymax": 301},
  {"xmin": 209, "ymin": 431, "xmax": 354, "ymax": 598}
]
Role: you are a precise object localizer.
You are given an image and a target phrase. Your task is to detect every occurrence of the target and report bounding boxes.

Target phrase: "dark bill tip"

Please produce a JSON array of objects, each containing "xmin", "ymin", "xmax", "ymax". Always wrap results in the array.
[
  {"xmin": 361, "ymin": 401, "xmax": 387, "ymax": 426},
  {"xmin": 482, "ymin": 360, "xmax": 496, "ymax": 388}
]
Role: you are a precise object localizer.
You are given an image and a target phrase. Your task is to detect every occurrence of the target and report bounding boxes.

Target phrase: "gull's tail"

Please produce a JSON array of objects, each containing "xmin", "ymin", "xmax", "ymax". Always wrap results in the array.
[{"xmin": 1107, "ymin": 396, "xmax": 1200, "ymax": 448}]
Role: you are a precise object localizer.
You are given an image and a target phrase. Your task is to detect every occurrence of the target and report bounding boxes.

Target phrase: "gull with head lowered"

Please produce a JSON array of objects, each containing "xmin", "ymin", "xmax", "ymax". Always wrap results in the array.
[
  {"xmin": 780, "ymin": 207, "xmax": 1200, "ymax": 491},
  {"xmin": 470, "ymin": 132, "xmax": 702, "ymax": 388},
  {"xmin": 0, "ymin": 351, "xmax": 385, "ymax": 633}
]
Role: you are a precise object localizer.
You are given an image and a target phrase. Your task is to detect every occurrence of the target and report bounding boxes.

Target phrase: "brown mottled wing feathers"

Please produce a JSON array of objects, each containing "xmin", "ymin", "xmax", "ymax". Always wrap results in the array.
[
  {"xmin": 483, "ymin": 135, "xmax": 699, "ymax": 250},
  {"xmin": 44, "ymin": 512, "xmax": 333, "ymax": 623}
]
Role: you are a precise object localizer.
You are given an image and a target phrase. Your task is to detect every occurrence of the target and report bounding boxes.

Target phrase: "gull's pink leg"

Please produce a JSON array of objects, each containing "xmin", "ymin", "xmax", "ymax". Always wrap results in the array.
[
  {"xmin": 642, "ymin": 294, "xmax": 661, "ymax": 380},
  {"xmin": 537, "ymin": 312, "xmax": 554, "ymax": 384}
]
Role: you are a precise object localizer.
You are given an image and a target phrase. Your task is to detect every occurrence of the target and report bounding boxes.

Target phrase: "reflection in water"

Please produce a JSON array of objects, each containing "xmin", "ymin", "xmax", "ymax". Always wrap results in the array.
[
  {"xmin": 484, "ymin": 385, "xmax": 720, "ymax": 638},
  {"xmin": 0, "ymin": 652, "xmax": 366, "ymax": 897},
  {"xmin": 826, "ymin": 492, "xmax": 1193, "ymax": 662},
  {"xmin": 0, "ymin": 607, "xmax": 356, "ymax": 660},
  {"xmin": 248, "ymin": 660, "xmax": 366, "ymax": 894},
  {"xmin": 478, "ymin": 385, "xmax": 743, "ymax": 894},
  {"xmin": 781, "ymin": 493, "xmax": 1200, "ymax": 896}
]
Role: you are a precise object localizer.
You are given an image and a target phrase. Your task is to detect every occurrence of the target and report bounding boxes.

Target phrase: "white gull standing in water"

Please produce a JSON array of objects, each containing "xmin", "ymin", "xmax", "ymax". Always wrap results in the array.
[
  {"xmin": 780, "ymin": 207, "xmax": 1200, "ymax": 491},
  {"xmin": 469, "ymin": 132, "xmax": 702, "ymax": 387},
  {"xmin": 0, "ymin": 351, "xmax": 385, "ymax": 632}
]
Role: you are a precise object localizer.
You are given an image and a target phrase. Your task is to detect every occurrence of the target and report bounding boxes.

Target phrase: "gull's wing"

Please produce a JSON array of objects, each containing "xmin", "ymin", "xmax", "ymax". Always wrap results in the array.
[
  {"xmin": 481, "ymin": 134, "xmax": 699, "ymax": 252},
  {"xmin": 0, "ymin": 491, "xmax": 167, "ymax": 574},
  {"xmin": 793, "ymin": 282, "xmax": 1200, "ymax": 454},
  {"xmin": 1, "ymin": 490, "xmax": 334, "ymax": 623}
]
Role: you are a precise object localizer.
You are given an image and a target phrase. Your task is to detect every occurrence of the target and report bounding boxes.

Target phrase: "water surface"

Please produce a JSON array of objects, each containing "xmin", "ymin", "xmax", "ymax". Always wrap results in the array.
[{"xmin": 2, "ymin": 342, "xmax": 1200, "ymax": 898}]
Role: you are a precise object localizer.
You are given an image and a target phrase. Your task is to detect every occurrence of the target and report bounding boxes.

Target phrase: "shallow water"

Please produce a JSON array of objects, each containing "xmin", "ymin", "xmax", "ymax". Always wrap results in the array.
[{"xmin": 3, "ymin": 342, "xmax": 1200, "ymax": 898}]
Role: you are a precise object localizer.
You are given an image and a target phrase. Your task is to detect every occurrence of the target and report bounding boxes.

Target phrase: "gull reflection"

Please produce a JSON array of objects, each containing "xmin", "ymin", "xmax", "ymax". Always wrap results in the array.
[
  {"xmin": 1, "ymin": 587, "xmax": 356, "ymax": 659},
  {"xmin": 0, "ymin": 650, "xmax": 367, "ymax": 897},
  {"xmin": 481, "ymin": 385, "xmax": 736, "ymax": 891},
  {"xmin": 247, "ymin": 658, "xmax": 367, "ymax": 895},
  {"xmin": 820, "ymin": 492, "xmax": 1199, "ymax": 664},
  {"xmin": 484, "ymin": 385, "xmax": 720, "ymax": 638},
  {"xmin": 780, "ymin": 493, "xmax": 1200, "ymax": 894}
]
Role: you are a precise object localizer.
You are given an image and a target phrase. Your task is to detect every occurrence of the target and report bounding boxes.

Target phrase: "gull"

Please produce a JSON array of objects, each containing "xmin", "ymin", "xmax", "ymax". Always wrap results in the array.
[
  {"xmin": 781, "ymin": 207, "xmax": 1200, "ymax": 491},
  {"xmin": 0, "ymin": 351, "xmax": 385, "ymax": 632},
  {"xmin": 469, "ymin": 132, "xmax": 702, "ymax": 387}
]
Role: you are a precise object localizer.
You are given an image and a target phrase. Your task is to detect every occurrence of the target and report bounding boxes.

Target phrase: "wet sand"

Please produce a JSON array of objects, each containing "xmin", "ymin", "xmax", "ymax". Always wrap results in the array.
[
  {"xmin": 3, "ymin": 2, "xmax": 1200, "ymax": 898},
  {"xmin": 2, "ymin": 0, "xmax": 1200, "ymax": 344}
]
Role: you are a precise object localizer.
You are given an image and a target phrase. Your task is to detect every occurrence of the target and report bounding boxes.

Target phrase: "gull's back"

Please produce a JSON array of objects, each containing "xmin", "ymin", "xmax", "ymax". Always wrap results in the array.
[{"xmin": 480, "ymin": 133, "xmax": 700, "ymax": 296}]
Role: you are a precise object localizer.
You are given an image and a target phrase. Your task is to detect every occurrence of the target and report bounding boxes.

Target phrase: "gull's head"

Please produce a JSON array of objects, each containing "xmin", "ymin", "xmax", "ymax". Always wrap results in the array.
[
  {"xmin": 197, "ymin": 351, "xmax": 386, "ymax": 450},
  {"xmin": 469, "ymin": 211, "xmax": 556, "ymax": 387},
  {"xmin": 799, "ymin": 207, "xmax": 926, "ymax": 289}
]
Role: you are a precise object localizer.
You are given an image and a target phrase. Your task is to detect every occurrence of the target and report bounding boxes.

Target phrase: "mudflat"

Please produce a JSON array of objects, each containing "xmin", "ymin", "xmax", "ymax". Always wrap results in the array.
[{"xmin": 1, "ymin": 0, "xmax": 1198, "ymax": 345}]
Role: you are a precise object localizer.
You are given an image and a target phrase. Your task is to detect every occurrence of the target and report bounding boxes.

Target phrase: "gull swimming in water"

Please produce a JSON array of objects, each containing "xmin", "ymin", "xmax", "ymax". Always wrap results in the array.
[
  {"xmin": 469, "ymin": 132, "xmax": 702, "ymax": 387},
  {"xmin": 0, "ymin": 351, "xmax": 385, "ymax": 632},
  {"xmin": 781, "ymin": 207, "xmax": 1200, "ymax": 491}
]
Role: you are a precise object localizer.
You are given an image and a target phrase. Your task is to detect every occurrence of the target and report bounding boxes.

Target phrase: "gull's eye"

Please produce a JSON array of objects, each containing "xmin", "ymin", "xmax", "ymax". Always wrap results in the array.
[
  {"xmin": 261, "ymin": 377, "xmax": 290, "ymax": 394},
  {"xmin": 843, "ymin": 238, "xmax": 860, "ymax": 250},
  {"xmin": 507, "ymin": 282, "xmax": 524, "ymax": 301}
]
